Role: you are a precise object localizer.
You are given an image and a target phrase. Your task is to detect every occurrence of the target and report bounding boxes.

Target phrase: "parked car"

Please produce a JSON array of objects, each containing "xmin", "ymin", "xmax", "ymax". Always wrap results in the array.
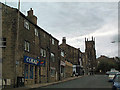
[
  {"xmin": 112, "ymin": 73, "xmax": 120, "ymax": 90},
  {"xmin": 106, "ymin": 71, "xmax": 110, "ymax": 75},
  {"xmin": 106, "ymin": 69, "xmax": 119, "ymax": 75},
  {"xmin": 108, "ymin": 72, "xmax": 118, "ymax": 82}
]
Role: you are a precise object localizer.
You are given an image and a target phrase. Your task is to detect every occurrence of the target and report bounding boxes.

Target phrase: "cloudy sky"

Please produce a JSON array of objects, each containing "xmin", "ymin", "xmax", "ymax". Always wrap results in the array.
[{"xmin": 1, "ymin": 1, "xmax": 119, "ymax": 58}]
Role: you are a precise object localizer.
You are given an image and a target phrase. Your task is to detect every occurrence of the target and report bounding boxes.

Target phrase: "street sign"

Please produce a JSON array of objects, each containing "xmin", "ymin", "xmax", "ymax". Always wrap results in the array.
[{"xmin": 24, "ymin": 56, "xmax": 45, "ymax": 66}]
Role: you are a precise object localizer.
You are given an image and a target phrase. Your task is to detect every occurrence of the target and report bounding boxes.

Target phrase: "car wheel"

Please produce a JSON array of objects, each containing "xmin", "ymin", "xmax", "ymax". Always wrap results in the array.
[{"xmin": 112, "ymin": 86, "xmax": 117, "ymax": 90}]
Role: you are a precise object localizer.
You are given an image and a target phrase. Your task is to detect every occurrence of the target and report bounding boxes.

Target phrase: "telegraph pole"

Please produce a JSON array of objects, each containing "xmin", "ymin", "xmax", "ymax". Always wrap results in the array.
[{"xmin": 14, "ymin": 0, "xmax": 20, "ymax": 87}]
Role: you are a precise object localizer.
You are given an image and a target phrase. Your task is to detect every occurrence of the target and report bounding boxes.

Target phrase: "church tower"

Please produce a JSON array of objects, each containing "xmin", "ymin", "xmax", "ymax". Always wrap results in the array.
[{"xmin": 85, "ymin": 36, "xmax": 96, "ymax": 75}]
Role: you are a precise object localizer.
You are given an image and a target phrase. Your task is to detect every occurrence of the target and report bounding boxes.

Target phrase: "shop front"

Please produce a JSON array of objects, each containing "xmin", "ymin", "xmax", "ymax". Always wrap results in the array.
[
  {"xmin": 60, "ymin": 61, "xmax": 66, "ymax": 80},
  {"xmin": 65, "ymin": 61, "xmax": 73, "ymax": 78},
  {"xmin": 23, "ymin": 56, "xmax": 45, "ymax": 85}
]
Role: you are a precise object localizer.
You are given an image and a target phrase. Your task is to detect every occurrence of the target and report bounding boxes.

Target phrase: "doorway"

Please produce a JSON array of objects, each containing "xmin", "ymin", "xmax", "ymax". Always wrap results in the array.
[{"xmin": 35, "ymin": 66, "xmax": 37, "ymax": 84}]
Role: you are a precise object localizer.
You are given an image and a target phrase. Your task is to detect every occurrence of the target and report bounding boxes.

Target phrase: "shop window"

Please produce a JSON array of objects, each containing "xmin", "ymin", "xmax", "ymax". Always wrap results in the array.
[
  {"xmin": 40, "ymin": 48, "xmax": 46, "ymax": 57},
  {"xmin": 30, "ymin": 65, "xmax": 33, "ymax": 79},
  {"xmin": 35, "ymin": 28, "xmax": 38, "ymax": 36},
  {"xmin": 39, "ymin": 67, "xmax": 41, "ymax": 77},
  {"xmin": 24, "ymin": 64, "xmax": 28, "ymax": 79},
  {"xmin": 50, "ymin": 68, "xmax": 55, "ymax": 76},
  {"xmin": 24, "ymin": 41, "xmax": 30, "ymax": 52},
  {"xmin": 52, "ymin": 38, "xmax": 55, "ymax": 45},
  {"xmin": 24, "ymin": 20, "xmax": 29, "ymax": 30},
  {"xmin": 51, "ymin": 53, "xmax": 55, "ymax": 62}
]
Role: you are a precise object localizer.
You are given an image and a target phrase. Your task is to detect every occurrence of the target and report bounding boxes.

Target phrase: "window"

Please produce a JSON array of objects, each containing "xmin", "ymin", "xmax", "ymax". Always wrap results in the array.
[
  {"xmin": 39, "ymin": 67, "xmax": 41, "ymax": 77},
  {"xmin": 40, "ymin": 48, "xmax": 46, "ymax": 57},
  {"xmin": 24, "ymin": 64, "xmax": 28, "ymax": 79},
  {"xmin": 52, "ymin": 38, "xmax": 55, "ymax": 45},
  {"xmin": 114, "ymin": 75, "xmax": 120, "ymax": 82},
  {"xmin": 24, "ymin": 20, "xmax": 29, "ymax": 30},
  {"xmin": 61, "ymin": 51, "xmax": 64, "ymax": 57},
  {"xmin": 0, "ymin": 38, "xmax": 6, "ymax": 48},
  {"xmin": 79, "ymin": 58, "xmax": 82, "ymax": 66},
  {"xmin": 30, "ymin": 65, "xmax": 33, "ymax": 79},
  {"xmin": 43, "ymin": 33, "xmax": 46, "ymax": 38},
  {"xmin": 51, "ymin": 53, "xmax": 55, "ymax": 62},
  {"xmin": 50, "ymin": 68, "xmax": 55, "ymax": 76},
  {"xmin": 24, "ymin": 41, "xmax": 30, "ymax": 52},
  {"xmin": 35, "ymin": 28, "xmax": 38, "ymax": 36},
  {"xmin": 61, "ymin": 66, "xmax": 64, "ymax": 73},
  {"xmin": 93, "ymin": 45, "xmax": 95, "ymax": 48}
]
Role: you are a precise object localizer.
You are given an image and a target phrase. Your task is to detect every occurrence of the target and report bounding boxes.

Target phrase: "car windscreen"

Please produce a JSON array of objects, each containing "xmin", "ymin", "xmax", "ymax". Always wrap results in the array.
[
  {"xmin": 114, "ymin": 75, "xmax": 120, "ymax": 82},
  {"xmin": 109, "ymin": 72, "xmax": 117, "ymax": 75}
]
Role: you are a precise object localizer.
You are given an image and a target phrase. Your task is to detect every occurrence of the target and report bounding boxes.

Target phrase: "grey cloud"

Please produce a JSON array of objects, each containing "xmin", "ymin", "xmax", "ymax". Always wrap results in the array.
[{"xmin": 31, "ymin": 2, "xmax": 117, "ymax": 36}]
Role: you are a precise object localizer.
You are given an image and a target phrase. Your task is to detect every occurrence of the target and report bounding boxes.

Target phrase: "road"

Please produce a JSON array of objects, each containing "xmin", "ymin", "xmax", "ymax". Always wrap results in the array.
[
  {"xmin": 37, "ymin": 75, "xmax": 113, "ymax": 88},
  {"xmin": 2, "ymin": 75, "xmax": 113, "ymax": 90}
]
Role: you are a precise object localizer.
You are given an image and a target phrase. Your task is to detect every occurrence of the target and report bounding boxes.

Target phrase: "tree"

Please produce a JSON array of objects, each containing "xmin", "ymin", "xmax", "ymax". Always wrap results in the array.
[{"xmin": 96, "ymin": 56, "xmax": 118, "ymax": 73}]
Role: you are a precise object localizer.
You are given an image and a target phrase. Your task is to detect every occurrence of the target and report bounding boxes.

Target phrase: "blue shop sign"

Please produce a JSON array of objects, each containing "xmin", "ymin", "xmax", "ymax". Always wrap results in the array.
[{"xmin": 24, "ymin": 56, "xmax": 45, "ymax": 66}]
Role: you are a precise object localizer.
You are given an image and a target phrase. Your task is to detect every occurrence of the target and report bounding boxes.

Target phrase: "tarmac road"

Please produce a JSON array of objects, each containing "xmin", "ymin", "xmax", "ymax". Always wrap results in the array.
[{"xmin": 39, "ymin": 75, "xmax": 113, "ymax": 88}]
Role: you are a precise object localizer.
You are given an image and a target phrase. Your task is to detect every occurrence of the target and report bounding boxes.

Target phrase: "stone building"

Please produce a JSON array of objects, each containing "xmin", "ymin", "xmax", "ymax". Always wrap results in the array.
[
  {"xmin": 65, "ymin": 60, "xmax": 73, "ymax": 77},
  {"xmin": 85, "ymin": 37, "xmax": 97, "ymax": 75},
  {"xmin": 59, "ymin": 37, "xmax": 83, "ymax": 76},
  {"xmin": 81, "ymin": 52, "xmax": 89, "ymax": 75},
  {"xmin": 59, "ymin": 47, "xmax": 74, "ymax": 80},
  {"xmin": 1, "ymin": 3, "xmax": 60, "ymax": 88},
  {"xmin": 59, "ymin": 48, "xmax": 66, "ymax": 80}
]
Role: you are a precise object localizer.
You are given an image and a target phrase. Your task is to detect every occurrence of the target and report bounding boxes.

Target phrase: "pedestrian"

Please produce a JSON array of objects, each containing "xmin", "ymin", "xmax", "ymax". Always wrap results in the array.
[{"xmin": 73, "ymin": 71, "xmax": 75, "ymax": 76}]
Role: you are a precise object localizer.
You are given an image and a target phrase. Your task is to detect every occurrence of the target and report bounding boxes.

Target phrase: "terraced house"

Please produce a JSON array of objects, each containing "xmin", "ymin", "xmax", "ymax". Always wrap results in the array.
[
  {"xmin": 0, "ymin": 2, "xmax": 97, "ymax": 89},
  {"xmin": 59, "ymin": 37, "xmax": 84, "ymax": 77},
  {"xmin": 1, "ymin": 3, "xmax": 60, "ymax": 88}
]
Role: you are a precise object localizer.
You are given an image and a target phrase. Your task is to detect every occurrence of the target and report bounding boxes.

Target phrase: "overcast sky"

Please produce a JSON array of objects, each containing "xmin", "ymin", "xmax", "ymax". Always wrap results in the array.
[{"xmin": 1, "ymin": 1, "xmax": 119, "ymax": 58}]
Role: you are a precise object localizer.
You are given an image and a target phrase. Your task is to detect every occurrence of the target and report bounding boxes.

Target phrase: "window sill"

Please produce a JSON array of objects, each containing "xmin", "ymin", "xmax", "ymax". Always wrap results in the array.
[
  {"xmin": 24, "ymin": 50, "xmax": 30, "ymax": 53},
  {"xmin": 50, "ymin": 75, "xmax": 55, "ymax": 77}
]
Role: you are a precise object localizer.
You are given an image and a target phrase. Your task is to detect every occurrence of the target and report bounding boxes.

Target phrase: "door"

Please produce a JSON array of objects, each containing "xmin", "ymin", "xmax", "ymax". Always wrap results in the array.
[{"xmin": 35, "ymin": 66, "xmax": 37, "ymax": 84}]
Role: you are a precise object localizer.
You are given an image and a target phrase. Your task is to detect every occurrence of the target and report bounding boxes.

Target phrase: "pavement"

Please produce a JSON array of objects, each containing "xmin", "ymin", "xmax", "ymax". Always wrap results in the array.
[
  {"xmin": 27, "ymin": 76, "xmax": 82, "ymax": 89},
  {"xmin": 1, "ymin": 76, "xmax": 82, "ymax": 90}
]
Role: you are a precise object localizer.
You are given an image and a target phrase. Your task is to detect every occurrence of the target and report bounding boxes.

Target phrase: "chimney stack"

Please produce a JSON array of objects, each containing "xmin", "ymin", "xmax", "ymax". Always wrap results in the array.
[
  {"xmin": 92, "ymin": 36, "xmax": 93, "ymax": 41},
  {"xmin": 27, "ymin": 8, "xmax": 37, "ymax": 25},
  {"xmin": 62, "ymin": 37, "xmax": 66, "ymax": 44}
]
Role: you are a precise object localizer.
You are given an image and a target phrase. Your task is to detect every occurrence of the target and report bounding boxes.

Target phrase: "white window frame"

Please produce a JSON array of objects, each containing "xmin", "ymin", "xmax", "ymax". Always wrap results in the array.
[
  {"xmin": 61, "ymin": 51, "xmax": 64, "ymax": 57},
  {"xmin": 24, "ymin": 20, "xmax": 29, "ymax": 30},
  {"xmin": 35, "ymin": 28, "xmax": 38, "ymax": 36},
  {"xmin": 24, "ymin": 41, "xmax": 30, "ymax": 52},
  {"xmin": 40, "ymin": 48, "xmax": 46, "ymax": 57},
  {"xmin": 51, "ymin": 53, "xmax": 55, "ymax": 62},
  {"xmin": 52, "ymin": 38, "xmax": 55, "ymax": 45}
]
